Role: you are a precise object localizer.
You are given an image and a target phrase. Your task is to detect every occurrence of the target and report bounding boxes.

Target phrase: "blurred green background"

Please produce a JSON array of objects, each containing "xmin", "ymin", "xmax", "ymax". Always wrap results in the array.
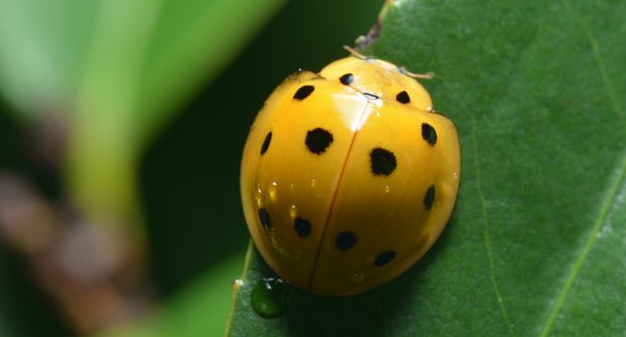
[{"xmin": 0, "ymin": 0, "xmax": 382, "ymax": 336}]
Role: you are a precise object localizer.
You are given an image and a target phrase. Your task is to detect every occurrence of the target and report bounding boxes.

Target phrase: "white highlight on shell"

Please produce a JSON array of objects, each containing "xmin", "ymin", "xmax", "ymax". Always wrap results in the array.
[
  {"xmin": 268, "ymin": 181, "xmax": 278, "ymax": 200},
  {"xmin": 289, "ymin": 205, "xmax": 297, "ymax": 219},
  {"xmin": 331, "ymin": 91, "xmax": 370, "ymax": 132}
]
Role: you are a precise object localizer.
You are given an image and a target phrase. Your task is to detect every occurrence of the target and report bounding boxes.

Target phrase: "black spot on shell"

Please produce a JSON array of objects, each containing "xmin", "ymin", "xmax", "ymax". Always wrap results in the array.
[
  {"xmin": 370, "ymin": 148, "xmax": 397, "ymax": 176},
  {"xmin": 335, "ymin": 232, "xmax": 356, "ymax": 251},
  {"xmin": 306, "ymin": 128, "xmax": 334, "ymax": 154},
  {"xmin": 294, "ymin": 217, "xmax": 311, "ymax": 237},
  {"xmin": 339, "ymin": 73, "xmax": 354, "ymax": 85},
  {"xmin": 260, "ymin": 131, "xmax": 272, "ymax": 155},
  {"xmin": 424, "ymin": 185, "xmax": 436, "ymax": 210},
  {"xmin": 396, "ymin": 91, "xmax": 410, "ymax": 103},
  {"xmin": 293, "ymin": 85, "xmax": 315, "ymax": 100},
  {"xmin": 258, "ymin": 208, "xmax": 271, "ymax": 229},
  {"xmin": 421, "ymin": 123, "xmax": 437, "ymax": 146},
  {"xmin": 374, "ymin": 250, "xmax": 396, "ymax": 266}
]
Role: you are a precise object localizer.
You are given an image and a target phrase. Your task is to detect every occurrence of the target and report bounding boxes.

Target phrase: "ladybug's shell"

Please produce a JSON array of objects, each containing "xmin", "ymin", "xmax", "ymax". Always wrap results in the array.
[{"xmin": 240, "ymin": 56, "xmax": 460, "ymax": 296}]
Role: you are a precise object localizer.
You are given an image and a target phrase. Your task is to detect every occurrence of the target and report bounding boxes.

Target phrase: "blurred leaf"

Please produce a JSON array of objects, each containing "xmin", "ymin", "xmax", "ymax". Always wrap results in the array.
[
  {"xmin": 0, "ymin": 0, "xmax": 284, "ymax": 144},
  {"xmin": 0, "ymin": 1, "xmax": 383, "ymax": 336},
  {"xmin": 94, "ymin": 252, "xmax": 245, "ymax": 337},
  {"xmin": 0, "ymin": 0, "xmax": 285, "ymax": 223},
  {"xmin": 133, "ymin": 0, "xmax": 287, "ymax": 148},
  {"xmin": 226, "ymin": 0, "xmax": 626, "ymax": 336},
  {"xmin": 0, "ymin": 0, "xmax": 97, "ymax": 119}
]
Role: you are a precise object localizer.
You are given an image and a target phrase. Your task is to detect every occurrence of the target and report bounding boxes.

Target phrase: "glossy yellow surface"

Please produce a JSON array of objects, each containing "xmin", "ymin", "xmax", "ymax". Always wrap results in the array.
[
  {"xmin": 240, "ymin": 56, "xmax": 460, "ymax": 296},
  {"xmin": 320, "ymin": 57, "xmax": 433, "ymax": 111}
]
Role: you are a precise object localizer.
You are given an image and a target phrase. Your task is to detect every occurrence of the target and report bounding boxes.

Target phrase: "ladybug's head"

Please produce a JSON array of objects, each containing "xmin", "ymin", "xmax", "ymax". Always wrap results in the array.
[{"xmin": 319, "ymin": 55, "xmax": 433, "ymax": 112}]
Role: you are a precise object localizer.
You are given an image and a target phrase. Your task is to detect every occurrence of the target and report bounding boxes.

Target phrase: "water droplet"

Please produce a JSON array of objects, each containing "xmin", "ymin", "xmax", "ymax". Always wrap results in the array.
[
  {"xmin": 351, "ymin": 272, "xmax": 365, "ymax": 284},
  {"xmin": 310, "ymin": 179, "xmax": 316, "ymax": 188},
  {"xmin": 232, "ymin": 278, "xmax": 245, "ymax": 290},
  {"xmin": 251, "ymin": 278, "xmax": 290, "ymax": 319},
  {"xmin": 289, "ymin": 183, "xmax": 295, "ymax": 190},
  {"xmin": 384, "ymin": 185, "xmax": 391, "ymax": 194},
  {"xmin": 289, "ymin": 205, "xmax": 297, "ymax": 219}
]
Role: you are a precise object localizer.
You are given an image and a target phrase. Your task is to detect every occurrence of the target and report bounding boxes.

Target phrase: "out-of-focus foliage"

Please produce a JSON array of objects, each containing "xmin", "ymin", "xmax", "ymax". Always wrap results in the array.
[
  {"xmin": 0, "ymin": 0, "xmax": 284, "ymax": 144},
  {"xmin": 0, "ymin": 0, "xmax": 384, "ymax": 336}
]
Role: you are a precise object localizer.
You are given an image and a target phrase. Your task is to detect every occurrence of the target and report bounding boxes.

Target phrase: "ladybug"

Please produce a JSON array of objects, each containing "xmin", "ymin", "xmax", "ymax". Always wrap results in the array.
[{"xmin": 240, "ymin": 48, "xmax": 460, "ymax": 296}]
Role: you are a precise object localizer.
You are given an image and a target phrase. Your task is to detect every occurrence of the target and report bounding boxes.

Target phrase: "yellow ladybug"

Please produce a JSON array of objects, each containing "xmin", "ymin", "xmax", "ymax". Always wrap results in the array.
[{"xmin": 240, "ymin": 48, "xmax": 461, "ymax": 296}]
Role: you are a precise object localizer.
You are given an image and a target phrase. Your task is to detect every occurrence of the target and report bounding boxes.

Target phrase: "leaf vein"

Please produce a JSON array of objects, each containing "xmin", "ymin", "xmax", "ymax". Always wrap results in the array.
[
  {"xmin": 538, "ymin": 2, "xmax": 626, "ymax": 336},
  {"xmin": 471, "ymin": 114, "xmax": 516, "ymax": 336},
  {"xmin": 539, "ymin": 151, "xmax": 626, "ymax": 337},
  {"xmin": 561, "ymin": 0, "xmax": 625, "ymax": 126},
  {"xmin": 540, "ymin": 0, "xmax": 626, "ymax": 337}
]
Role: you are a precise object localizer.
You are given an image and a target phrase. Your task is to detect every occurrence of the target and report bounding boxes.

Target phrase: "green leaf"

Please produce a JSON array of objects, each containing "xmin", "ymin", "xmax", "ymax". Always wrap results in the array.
[
  {"xmin": 0, "ymin": 0, "xmax": 285, "ymax": 229},
  {"xmin": 0, "ymin": 0, "xmax": 284, "ymax": 143},
  {"xmin": 226, "ymin": 0, "xmax": 626, "ymax": 336},
  {"xmin": 0, "ymin": 0, "xmax": 97, "ymax": 119},
  {"xmin": 94, "ymin": 252, "xmax": 245, "ymax": 337}
]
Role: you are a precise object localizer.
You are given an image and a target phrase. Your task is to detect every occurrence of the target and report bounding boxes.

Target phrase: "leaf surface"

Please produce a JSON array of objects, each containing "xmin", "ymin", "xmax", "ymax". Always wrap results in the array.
[{"xmin": 226, "ymin": 0, "xmax": 626, "ymax": 336}]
